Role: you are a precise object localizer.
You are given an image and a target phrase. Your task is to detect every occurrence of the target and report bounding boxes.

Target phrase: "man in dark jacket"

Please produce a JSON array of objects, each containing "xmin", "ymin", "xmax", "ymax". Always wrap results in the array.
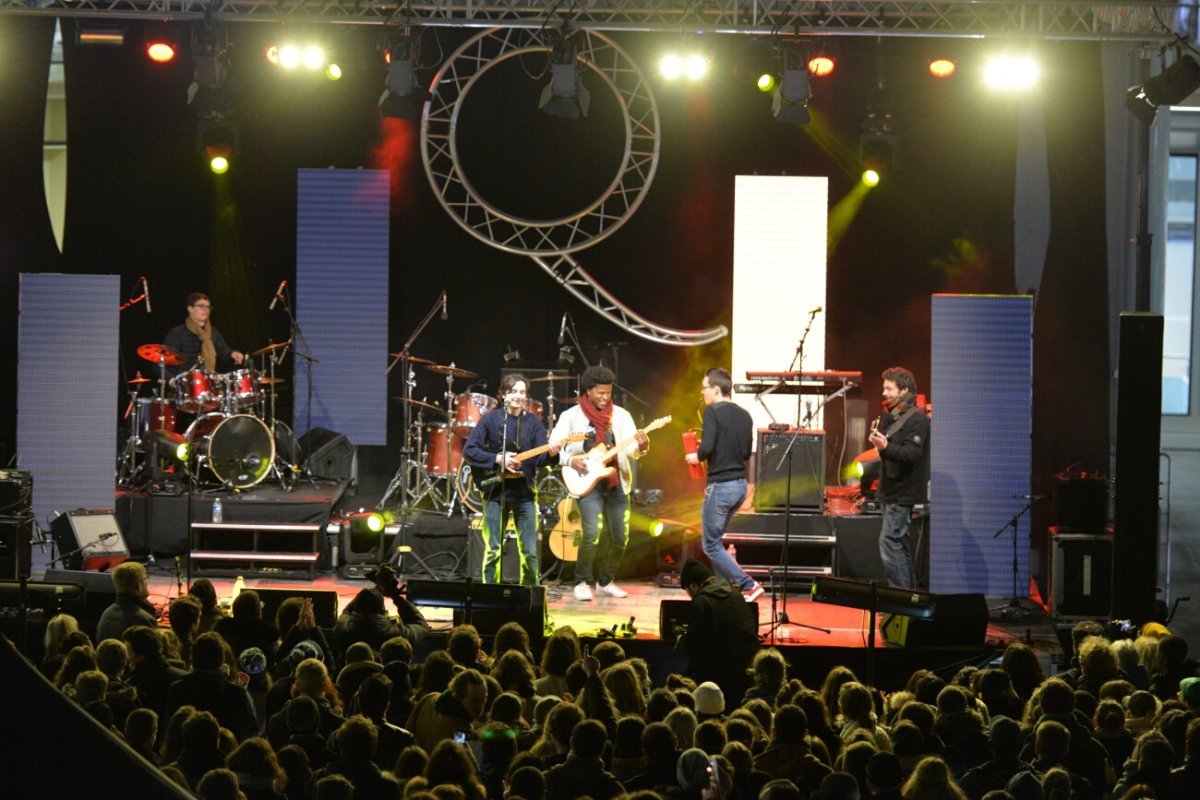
[
  {"xmin": 96, "ymin": 561, "xmax": 158, "ymax": 643},
  {"xmin": 124, "ymin": 624, "xmax": 188, "ymax": 722},
  {"xmin": 868, "ymin": 366, "xmax": 930, "ymax": 589},
  {"xmin": 543, "ymin": 719, "xmax": 624, "ymax": 800},
  {"xmin": 167, "ymin": 631, "xmax": 258, "ymax": 741},
  {"xmin": 333, "ymin": 566, "xmax": 429, "ymax": 655},
  {"xmin": 677, "ymin": 558, "xmax": 760, "ymax": 709},
  {"xmin": 753, "ymin": 704, "xmax": 832, "ymax": 795}
]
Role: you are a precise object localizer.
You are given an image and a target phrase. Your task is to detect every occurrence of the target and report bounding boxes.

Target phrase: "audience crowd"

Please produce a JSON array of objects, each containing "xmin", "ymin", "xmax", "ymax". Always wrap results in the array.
[{"xmin": 28, "ymin": 560, "xmax": 1200, "ymax": 800}]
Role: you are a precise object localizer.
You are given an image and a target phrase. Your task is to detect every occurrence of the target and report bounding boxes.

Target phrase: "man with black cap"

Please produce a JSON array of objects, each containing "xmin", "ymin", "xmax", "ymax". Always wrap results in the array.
[
  {"xmin": 677, "ymin": 558, "xmax": 760, "ymax": 709},
  {"xmin": 865, "ymin": 751, "xmax": 904, "ymax": 799}
]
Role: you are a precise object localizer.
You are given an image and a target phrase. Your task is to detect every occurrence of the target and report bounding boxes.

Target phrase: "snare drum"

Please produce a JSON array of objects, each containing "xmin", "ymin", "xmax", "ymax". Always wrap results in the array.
[
  {"xmin": 452, "ymin": 392, "xmax": 497, "ymax": 438},
  {"xmin": 186, "ymin": 413, "xmax": 275, "ymax": 488},
  {"xmin": 135, "ymin": 398, "xmax": 177, "ymax": 440},
  {"xmin": 223, "ymin": 368, "xmax": 260, "ymax": 411},
  {"xmin": 424, "ymin": 423, "xmax": 463, "ymax": 475},
  {"xmin": 173, "ymin": 369, "xmax": 221, "ymax": 414}
]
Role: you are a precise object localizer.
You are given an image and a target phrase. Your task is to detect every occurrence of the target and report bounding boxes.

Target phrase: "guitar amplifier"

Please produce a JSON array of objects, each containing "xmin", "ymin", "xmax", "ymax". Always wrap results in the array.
[{"xmin": 754, "ymin": 429, "xmax": 825, "ymax": 511}]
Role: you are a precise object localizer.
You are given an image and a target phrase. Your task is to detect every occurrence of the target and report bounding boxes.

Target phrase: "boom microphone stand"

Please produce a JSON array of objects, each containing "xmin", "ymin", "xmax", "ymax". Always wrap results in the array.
[{"xmin": 990, "ymin": 494, "xmax": 1046, "ymax": 622}]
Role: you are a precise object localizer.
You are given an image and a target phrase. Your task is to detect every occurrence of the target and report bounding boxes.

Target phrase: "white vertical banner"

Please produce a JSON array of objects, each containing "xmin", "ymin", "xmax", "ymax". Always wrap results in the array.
[{"xmin": 731, "ymin": 175, "xmax": 829, "ymax": 436}]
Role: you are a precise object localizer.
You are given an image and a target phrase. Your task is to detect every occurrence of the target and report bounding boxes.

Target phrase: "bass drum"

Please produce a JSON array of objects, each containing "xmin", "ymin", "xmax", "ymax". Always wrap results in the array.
[
  {"xmin": 454, "ymin": 463, "xmax": 485, "ymax": 514},
  {"xmin": 186, "ymin": 413, "xmax": 275, "ymax": 489}
]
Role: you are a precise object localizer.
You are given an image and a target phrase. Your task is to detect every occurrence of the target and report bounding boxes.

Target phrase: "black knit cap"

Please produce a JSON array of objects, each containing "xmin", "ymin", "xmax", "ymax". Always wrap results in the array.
[{"xmin": 680, "ymin": 558, "xmax": 711, "ymax": 588}]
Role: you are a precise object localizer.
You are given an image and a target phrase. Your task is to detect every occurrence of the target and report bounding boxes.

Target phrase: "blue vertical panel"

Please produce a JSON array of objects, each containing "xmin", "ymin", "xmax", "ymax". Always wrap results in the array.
[
  {"xmin": 18, "ymin": 274, "xmax": 120, "ymax": 527},
  {"xmin": 930, "ymin": 295, "xmax": 1033, "ymax": 595},
  {"xmin": 293, "ymin": 169, "xmax": 390, "ymax": 445}
]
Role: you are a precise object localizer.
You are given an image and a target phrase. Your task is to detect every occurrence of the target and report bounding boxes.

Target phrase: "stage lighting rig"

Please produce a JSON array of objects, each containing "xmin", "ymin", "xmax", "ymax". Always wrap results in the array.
[
  {"xmin": 379, "ymin": 28, "xmax": 431, "ymax": 120},
  {"xmin": 539, "ymin": 26, "xmax": 590, "ymax": 119}
]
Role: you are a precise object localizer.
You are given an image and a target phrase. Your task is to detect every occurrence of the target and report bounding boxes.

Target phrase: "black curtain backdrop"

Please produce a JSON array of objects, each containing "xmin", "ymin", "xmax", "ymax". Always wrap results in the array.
[{"xmin": 0, "ymin": 21, "xmax": 1110, "ymax": 588}]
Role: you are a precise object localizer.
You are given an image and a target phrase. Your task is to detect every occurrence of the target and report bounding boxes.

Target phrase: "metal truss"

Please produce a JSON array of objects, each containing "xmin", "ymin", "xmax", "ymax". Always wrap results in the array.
[{"xmin": 0, "ymin": 0, "xmax": 1178, "ymax": 43}]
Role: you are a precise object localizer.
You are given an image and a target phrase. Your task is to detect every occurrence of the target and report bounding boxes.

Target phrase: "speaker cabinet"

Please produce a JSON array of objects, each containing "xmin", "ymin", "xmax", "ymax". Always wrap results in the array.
[
  {"xmin": 42, "ymin": 568, "xmax": 119, "ymax": 633},
  {"xmin": 0, "ymin": 470, "xmax": 33, "ymax": 580},
  {"xmin": 754, "ymin": 429, "xmax": 825, "ymax": 511},
  {"xmin": 1050, "ymin": 531, "xmax": 1112, "ymax": 619},
  {"xmin": 407, "ymin": 580, "xmax": 546, "ymax": 640},
  {"xmin": 1054, "ymin": 475, "xmax": 1107, "ymax": 533},
  {"xmin": 299, "ymin": 428, "xmax": 357, "ymax": 484},
  {"xmin": 49, "ymin": 510, "xmax": 128, "ymax": 571},
  {"xmin": 253, "ymin": 587, "xmax": 340, "ymax": 629},
  {"xmin": 467, "ymin": 516, "xmax": 523, "ymax": 584},
  {"xmin": 880, "ymin": 593, "xmax": 988, "ymax": 647}
]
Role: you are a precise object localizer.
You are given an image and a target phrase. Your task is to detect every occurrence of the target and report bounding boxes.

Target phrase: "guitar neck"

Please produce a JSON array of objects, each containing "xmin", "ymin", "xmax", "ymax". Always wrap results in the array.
[{"xmin": 591, "ymin": 417, "xmax": 671, "ymax": 464}]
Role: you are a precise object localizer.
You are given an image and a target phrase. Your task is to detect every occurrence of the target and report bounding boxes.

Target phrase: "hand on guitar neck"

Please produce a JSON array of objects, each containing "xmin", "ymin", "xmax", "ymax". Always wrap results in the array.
[{"xmin": 478, "ymin": 433, "xmax": 589, "ymax": 489}]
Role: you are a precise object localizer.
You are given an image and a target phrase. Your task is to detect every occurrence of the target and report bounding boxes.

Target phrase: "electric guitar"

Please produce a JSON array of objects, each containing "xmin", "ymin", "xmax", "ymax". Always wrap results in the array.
[
  {"xmin": 561, "ymin": 416, "xmax": 672, "ymax": 498},
  {"xmin": 477, "ymin": 432, "xmax": 588, "ymax": 489}
]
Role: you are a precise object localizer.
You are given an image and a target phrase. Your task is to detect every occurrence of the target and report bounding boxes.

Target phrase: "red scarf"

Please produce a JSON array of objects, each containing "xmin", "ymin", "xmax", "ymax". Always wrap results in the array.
[{"xmin": 580, "ymin": 394, "xmax": 620, "ymax": 490}]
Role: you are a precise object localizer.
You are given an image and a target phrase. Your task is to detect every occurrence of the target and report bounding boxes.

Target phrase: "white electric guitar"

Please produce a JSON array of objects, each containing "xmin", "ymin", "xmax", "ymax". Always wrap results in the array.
[{"xmin": 561, "ymin": 416, "xmax": 672, "ymax": 498}]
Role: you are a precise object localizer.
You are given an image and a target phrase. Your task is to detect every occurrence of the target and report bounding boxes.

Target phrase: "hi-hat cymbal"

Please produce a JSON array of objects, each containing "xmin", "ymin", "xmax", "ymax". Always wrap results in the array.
[
  {"xmin": 137, "ymin": 343, "xmax": 185, "ymax": 366},
  {"xmin": 389, "ymin": 353, "xmax": 436, "ymax": 365},
  {"xmin": 425, "ymin": 363, "xmax": 479, "ymax": 379},
  {"xmin": 251, "ymin": 340, "xmax": 292, "ymax": 357},
  {"xmin": 391, "ymin": 397, "xmax": 449, "ymax": 416},
  {"xmin": 260, "ymin": 377, "xmax": 287, "ymax": 385},
  {"xmin": 526, "ymin": 374, "xmax": 577, "ymax": 383},
  {"xmin": 128, "ymin": 375, "xmax": 152, "ymax": 385}
]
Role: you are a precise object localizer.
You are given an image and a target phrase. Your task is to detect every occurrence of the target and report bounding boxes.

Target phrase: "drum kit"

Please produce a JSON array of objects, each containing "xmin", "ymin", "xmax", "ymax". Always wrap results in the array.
[
  {"xmin": 383, "ymin": 359, "xmax": 580, "ymax": 518},
  {"xmin": 118, "ymin": 340, "xmax": 296, "ymax": 491}
]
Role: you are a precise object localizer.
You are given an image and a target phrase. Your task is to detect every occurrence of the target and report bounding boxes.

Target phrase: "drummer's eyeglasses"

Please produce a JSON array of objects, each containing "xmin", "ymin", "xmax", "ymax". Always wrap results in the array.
[{"xmin": 192, "ymin": 303, "xmax": 212, "ymax": 309}]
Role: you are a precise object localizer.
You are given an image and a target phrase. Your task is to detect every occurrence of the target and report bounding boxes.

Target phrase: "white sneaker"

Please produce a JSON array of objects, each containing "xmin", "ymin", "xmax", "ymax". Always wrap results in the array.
[
  {"xmin": 744, "ymin": 582, "xmax": 765, "ymax": 602},
  {"xmin": 597, "ymin": 582, "xmax": 628, "ymax": 598},
  {"xmin": 574, "ymin": 582, "xmax": 594, "ymax": 601}
]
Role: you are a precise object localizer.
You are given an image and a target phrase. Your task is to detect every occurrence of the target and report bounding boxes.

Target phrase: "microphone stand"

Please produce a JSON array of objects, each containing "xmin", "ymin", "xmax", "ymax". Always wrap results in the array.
[
  {"xmin": 276, "ymin": 286, "xmax": 321, "ymax": 479},
  {"xmin": 989, "ymin": 495, "xmax": 1046, "ymax": 621}
]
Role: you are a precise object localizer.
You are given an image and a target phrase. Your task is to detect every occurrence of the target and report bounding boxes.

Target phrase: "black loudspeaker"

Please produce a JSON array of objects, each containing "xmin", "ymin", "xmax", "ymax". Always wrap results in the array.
[
  {"xmin": 407, "ymin": 580, "xmax": 545, "ymax": 640},
  {"xmin": 299, "ymin": 428, "xmax": 357, "ymax": 484},
  {"xmin": 1113, "ymin": 313, "xmax": 1162, "ymax": 622},
  {"xmin": 0, "ymin": 471, "xmax": 33, "ymax": 580},
  {"xmin": 42, "ymin": 569, "xmax": 119, "ymax": 632},
  {"xmin": 658, "ymin": 598, "xmax": 760, "ymax": 640},
  {"xmin": 754, "ymin": 429, "xmax": 825, "ymax": 511},
  {"xmin": 253, "ymin": 587, "xmax": 340, "ymax": 629},
  {"xmin": 1054, "ymin": 475, "xmax": 1107, "ymax": 533},
  {"xmin": 880, "ymin": 593, "xmax": 988, "ymax": 647},
  {"xmin": 1051, "ymin": 531, "xmax": 1113, "ymax": 619},
  {"xmin": 466, "ymin": 520, "xmax": 523, "ymax": 584},
  {"xmin": 49, "ymin": 510, "xmax": 128, "ymax": 571}
]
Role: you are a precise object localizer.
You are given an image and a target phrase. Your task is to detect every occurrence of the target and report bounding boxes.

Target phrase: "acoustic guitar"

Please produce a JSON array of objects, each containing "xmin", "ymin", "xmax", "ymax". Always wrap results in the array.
[
  {"xmin": 546, "ymin": 497, "xmax": 583, "ymax": 562},
  {"xmin": 561, "ymin": 416, "xmax": 672, "ymax": 498},
  {"xmin": 476, "ymin": 433, "xmax": 588, "ymax": 489}
]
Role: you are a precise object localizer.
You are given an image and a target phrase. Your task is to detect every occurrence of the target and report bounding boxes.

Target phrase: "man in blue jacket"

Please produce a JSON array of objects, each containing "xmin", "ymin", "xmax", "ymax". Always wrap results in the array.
[{"xmin": 463, "ymin": 373, "xmax": 559, "ymax": 585}]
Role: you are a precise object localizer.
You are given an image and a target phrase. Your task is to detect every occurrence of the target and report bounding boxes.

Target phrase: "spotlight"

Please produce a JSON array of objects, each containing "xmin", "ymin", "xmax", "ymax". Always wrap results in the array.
[
  {"xmin": 198, "ymin": 119, "xmax": 237, "ymax": 174},
  {"xmin": 807, "ymin": 55, "xmax": 836, "ymax": 77},
  {"xmin": 347, "ymin": 511, "xmax": 386, "ymax": 535},
  {"xmin": 302, "ymin": 44, "xmax": 326, "ymax": 71},
  {"xmin": 540, "ymin": 30, "xmax": 590, "ymax": 119},
  {"xmin": 189, "ymin": 22, "xmax": 231, "ymax": 120},
  {"xmin": 145, "ymin": 34, "xmax": 177, "ymax": 64},
  {"xmin": 1126, "ymin": 52, "xmax": 1200, "ymax": 125},
  {"xmin": 326, "ymin": 63, "xmax": 343, "ymax": 81},
  {"xmin": 983, "ymin": 53, "xmax": 1041, "ymax": 91},
  {"xmin": 928, "ymin": 57, "xmax": 957, "ymax": 78},
  {"xmin": 379, "ymin": 31, "xmax": 431, "ymax": 120},
  {"xmin": 78, "ymin": 27, "xmax": 125, "ymax": 47},
  {"xmin": 860, "ymin": 135, "xmax": 894, "ymax": 186},
  {"xmin": 154, "ymin": 429, "xmax": 190, "ymax": 462},
  {"xmin": 772, "ymin": 68, "xmax": 811, "ymax": 126},
  {"xmin": 757, "ymin": 73, "xmax": 776, "ymax": 92}
]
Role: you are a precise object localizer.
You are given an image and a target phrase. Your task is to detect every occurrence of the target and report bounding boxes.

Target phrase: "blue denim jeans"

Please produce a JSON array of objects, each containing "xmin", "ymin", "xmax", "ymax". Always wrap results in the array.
[
  {"xmin": 879, "ymin": 503, "xmax": 915, "ymax": 588},
  {"xmin": 481, "ymin": 497, "xmax": 539, "ymax": 586},
  {"xmin": 574, "ymin": 482, "xmax": 628, "ymax": 587},
  {"xmin": 701, "ymin": 478, "xmax": 754, "ymax": 590}
]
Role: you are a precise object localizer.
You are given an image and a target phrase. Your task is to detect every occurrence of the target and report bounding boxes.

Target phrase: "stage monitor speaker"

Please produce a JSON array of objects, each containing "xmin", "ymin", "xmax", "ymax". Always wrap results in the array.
[
  {"xmin": 253, "ymin": 587, "xmax": 340, "ymax": 629},
  {"xmin": 880, "ymin": 593, "xmax": 988, "ymax": 647},
  {"xmin": 655, "ymin": 524, "xmax": 703, "ymax": 575},
  {"xmin": 755, "ymin": 429, "xmax": 825, "ymax": 511},
  {"xmin": 1112, "ymin": 313, "xmax": 1162, "ymax": 622},
  {"xmin": 49, "ymin": 509, "xmax": 128, "ymax": 571},
  {"xmin": 659, "ymin": 598, "xmax": 760, "ymax": 640},
  {"xmin": 42, "ymin": 568, "xmax": 119, "ymax": 631},
  {"xmin": 407, "ymin": 579, "xmax": 545, "ymax": 640},
  {"xmin": 299, "ymin": 428, "xmax": 357, "ymax": 484}
]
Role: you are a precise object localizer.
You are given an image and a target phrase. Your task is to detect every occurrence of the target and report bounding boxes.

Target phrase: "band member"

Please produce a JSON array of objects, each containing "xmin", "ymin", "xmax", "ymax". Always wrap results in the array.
[
  {"xmin": 551, "ymin": 365, "xmax": 647, "ymax": 601},
  {"xmin": 685, "ymin": 368, "xmax": 763, "ymax": 601},
  {"xmin": 162, "ymin": 292, "xmax": 244, "ymax": 378},
  {"xmin": 867, "ymin": 366, "xmax": 930, "ymax": 588},
  {"xmin": 463, "ymin": 374, "xmax": 558, "ymax": 586}
]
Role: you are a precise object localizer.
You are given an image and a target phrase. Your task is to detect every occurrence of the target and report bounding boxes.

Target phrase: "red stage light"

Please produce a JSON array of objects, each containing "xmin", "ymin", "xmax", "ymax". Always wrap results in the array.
[
  {"xmin": 808, "ymin": 56, "xmax": 836, "ymax": 77},
  {"xmin": 928, "ymin": 58, "xmax": 957, "ymax": 79},
  {"xmin": 146, "ymin": 41, "xmax": 177, "ymax": 64}
]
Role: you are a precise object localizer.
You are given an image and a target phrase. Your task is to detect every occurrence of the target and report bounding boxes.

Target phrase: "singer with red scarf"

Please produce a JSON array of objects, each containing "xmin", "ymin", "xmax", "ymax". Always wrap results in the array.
[{"xmin": 550, "ymin": 365, "xmax": 648, "ymax": 602}]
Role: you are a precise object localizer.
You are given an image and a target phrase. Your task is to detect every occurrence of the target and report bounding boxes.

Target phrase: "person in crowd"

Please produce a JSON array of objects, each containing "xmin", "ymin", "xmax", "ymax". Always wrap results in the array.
[
  {"xmin": 1056, "ymin": 621, "xmax": 1107, "ymax": 687},
  {"xmin": 900, "ymin": 755, "xmax": 967, "ymax": 800},
  {"xmin": 1112, "ymin": 638, "xmax": 1151, "ymax": 691},
  {"xmin": 976, "ymin": 668, "xmax": 1026, "ymax": 723},
  {"xmin": 839, "ymin": 681, "xmax": 890, "ymax": 751},
  {"xmin": 742, "ymin": 647, "xmax": 789, "ymax": 706},
  {"xmin": 1017, "ymin": 679, "xmax": 1111, "ymax": 794},
  {"xmin": 168, "ymin": 710, "xmax": 227, "ymax": 790},
  {"xmin": 124, "ymin": 625, "xmax": 188, "ymax": 720},
  {"xmin": 163, "ymin": 292, "xmax": 245, "ymax": 379},
  {"xmin": 125, "ymin": 706, "xmax": 161, "ymax": 765},
  {"xmin": 550, "ymin": 365, "xmax": 648, "ymax": 601},
  {"xmin": 227, "ymin": 737, "xmax": 288, "ymax": 800},
  {"xmin": 167, "ymin": 631, "xmax": 258, "ymax": 741},
  {"xmin": 866, "ymin": 751, "xmax": 905, "ymax": 799},
  {"xmin": 959, "ymin": 716, "xmax": 1034, "ymax": 800},
  {"xmin": 215, "ymin": 591, "xmax": 279, "ymax": 668},
  {"xmin": 1092, "ymin": 699, "xmax": 1135, "ymax": 776},
  {"xmin": 408, "ymin": 667, "xmax": 488, "ymax": 752},
  {"xmin": 463, "ymin": 372, "xmax": 559, "ymax": 585},
  {"xmin": 313, "ymin": 715, "xmax": 402, "ymax": 798},
  {"xmin": 40, "ymin": 613, "xmax": 82, "ymax": 678},
  {"xmin": 94, "ymin": 637, "xmax": 141, "ymax": 727},
  {"xmin": 336, "ymin": 641, "xmax": 382, "ymax": 704},
  {"xmin": 189, "ymin": 579, "xmax": 228, "ymax": 633},
  {"xmin": 676, "ymin": 558, "xmax": 760, "ymax": 708},
  {"xmin": 168, "ymin": 595, "xmax": 204, "ymax": 667},
  {"xmin": 426, "ymin": 738, "xmax": 488, "ymax": 800},
  {"xmin": 753, "ymin": 703, "xmax": 832, "ymax": 794},
  {"xmin": 1028, "ymin": 721, "xmax": 1098, "ymax": 799},
  {"xmin": 1002, "ymin": 642, "xmax": 1047, "ymax": 705},
  {"xmin": 867, "ymin": 366, "xmax": 930, "ymax": 588},
  {"xmin": 96, "ymin": 561, "xmax": 158, "ymax": 643},
  {"xmin": 684, "ymin": 366, "xmax": 762, "ymax": 601},
  {"xmin": 276, "ymin": 745, "xmax": 313, "ymax": 800},
  {"xmin": 267, "ymin": 657, "xmax": 344, "ymax": 748},
  {"xmin": 355, "ymin": 673, "xmax": 415, "ymax": 770},
  {"xmin": 195, "ymin": 768, "xmax": 245, "ymax": 800},
  {"xmin": 333, "ymin": 565, "xmax": 430, "ymax": 654},
  {"xmin": 535, "ymin": 628, "xmax": 581, "ymax": 699},
  {"xmin": 543, "ymin": 718, "xmax": 624, "ymax": 800}
]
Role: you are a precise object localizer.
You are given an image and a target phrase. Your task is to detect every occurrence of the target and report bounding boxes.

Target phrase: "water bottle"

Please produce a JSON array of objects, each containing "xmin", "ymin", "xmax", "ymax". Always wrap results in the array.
[
  {"xmin": 727, "ymin": 543, "xmax": 737, "ymax": 560},
  {"xmin": 212, "ymin": 496, "xmax": 223, "ymax": 524},
  {"xmin": 232, "ymin": 575, "xmax": 245, "ymax": 600}
]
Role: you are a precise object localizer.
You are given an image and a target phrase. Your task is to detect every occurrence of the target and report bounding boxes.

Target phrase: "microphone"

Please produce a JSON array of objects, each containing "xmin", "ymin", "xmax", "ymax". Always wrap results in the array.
[
  {"xmin": 142, "ymin": 277, "xmax": 152, "ymax": 313},
  {"xmin": 809, "ymin": 306, "xmax": 822, "ymax": 315},
  {"xmin": 269, "ymin": 279, "xmax": 287, "ymax": 311},
  {"xmin": 558, "ymin": 312, "xmax": 568, "ymax": 345},
  {"xmin": 99, "ymin": 532, "xmax": 117, "ymax": 541},
  {"xmin": 441, "ymin": 292, "xmax": 448, "ymax": 321}
]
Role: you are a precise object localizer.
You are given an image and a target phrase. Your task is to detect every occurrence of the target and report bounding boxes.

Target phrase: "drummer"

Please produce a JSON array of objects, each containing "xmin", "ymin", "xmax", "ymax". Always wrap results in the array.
[{"xmin": 162, "ymin": 292, "xmax": 245, "ymax": 379}]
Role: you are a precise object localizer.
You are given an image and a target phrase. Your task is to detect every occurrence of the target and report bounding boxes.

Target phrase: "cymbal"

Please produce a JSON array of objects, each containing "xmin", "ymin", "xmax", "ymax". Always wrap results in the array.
[
  {"xmin": 425, "ymin": 363, "xmax": 479, "ymax": 379},
  {"xmin": 391, "ymin": 397, "xmax": 449, "ymax": 416},
  {"xmin": 389, "ymin": 353, "xmax": 436, "ymax": 365},
  {"xmin": 137, "ymin": 343, "xmax": 185, "ymax": 366},
  {"xmin": 526, "ymin": 374, "xmax": 577, "ymax": 383},
  {"xmin": 260, "ymin": 377, "xmax": 287, "ymax": 385},
  {"xmin": 128, "ymin": 375, "xmax": 152, "ymax": 385},
  {"xmin": 251, "ymin": 340, "xmax": 292, "ymax": 357}
]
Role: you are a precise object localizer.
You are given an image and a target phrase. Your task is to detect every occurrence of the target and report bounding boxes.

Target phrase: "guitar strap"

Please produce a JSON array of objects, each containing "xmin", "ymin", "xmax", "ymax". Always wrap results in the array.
[{"xmin": 884, "ymin": 406, "xmax": 921, "ymax": 439}]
